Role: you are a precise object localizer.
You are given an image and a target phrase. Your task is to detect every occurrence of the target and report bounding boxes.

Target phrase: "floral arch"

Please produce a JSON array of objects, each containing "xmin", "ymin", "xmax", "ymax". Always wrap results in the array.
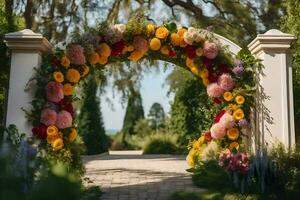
[{"xmin": 30, "ymin": 21, "xmax": 259, "ymax": 173}]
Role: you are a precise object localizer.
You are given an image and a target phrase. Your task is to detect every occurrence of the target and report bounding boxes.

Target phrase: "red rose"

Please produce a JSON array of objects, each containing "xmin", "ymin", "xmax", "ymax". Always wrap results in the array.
[
  {"xmin": 204, "ymin": 132, "xmax": 213, "ymax": 142},
  {"xmin": 183, "ymin": 45, "xmax": 196, "ymax": 59},
  {"xmin": 111, "ymin": 40, "xmax": 125, "ymax": 57},
  {"xmin": 219, "ymin": 64, "xmax": 230, "ymax": 74},
  {"xmin": 213, "ymin": 98, "xmax": 222, "ymax": 104},
  {"xmin": 202, "ymin": 57, "xmax": 213, "ymax": 69},
  {"xmin": 168, "ymin": 49, "xmax": 176, "ymax": 58},
  {"xmin": 32, "ymin": 124, "xmax": 47, "ymax": 140},
  {"xmin": 208, "ymin": 73, "xmax": 218, "ymax": 83},
  {"xmin": 51, "ymin": 57, "xmax": 60, "ymax": 67},
  {"xmin": 213, "ymin": 110, "xmax": 226, "ymax": 123},
  {"xmin": 58, "ymin": 99, "xmax": 75, "ymax": 118}
]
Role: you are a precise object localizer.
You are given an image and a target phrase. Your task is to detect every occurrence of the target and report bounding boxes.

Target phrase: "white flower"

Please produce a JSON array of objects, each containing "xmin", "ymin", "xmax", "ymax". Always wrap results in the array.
[
  {"xmin": 202, "ymin": 141, "xmax": 220, "ymax": 161},
  {"xmin": 114, "ymin": 24, "xmax": 126, "ymax": 34},
  {"xmin": 183, "ymin": 31, "xmax": 194, "ymax": 45}
]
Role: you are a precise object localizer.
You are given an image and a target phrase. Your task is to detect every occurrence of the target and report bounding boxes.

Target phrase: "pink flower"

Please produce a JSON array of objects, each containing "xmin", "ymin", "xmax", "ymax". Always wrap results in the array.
[
  {"xmin": 56, "ymin": 110, "xmax": 73, "ymax": 129},
  {"xmin": 218, "ymin": 73, "xmax": 235, "ymax": 91},
  {"xmin": 207, "ymin": 83, "xmax": 225, "ymax": 98},
  {"xmin": 219, "ymin": 112, "xmax": 235, "ymax": 128},
  {"xmin": 203, "ymin": 41, "xmax": 218, "ymax": 59},
  {"xmin": 133, "ymin": 36, "xmax": 148, "ymax": 53},
  {"xmin": 66, "ymin": 44, "xmax": 86, "ymax": 65},
  {"xmin": 210, "ymin": 123, "xmax": 226, "ymax": 139},
  {"xmin": 45, "ymin": 81, "xmax": 64, "ymax": 103},
  {"xmin": 40, "ymin": 108, "xmax": 57, "ymax": 126}
]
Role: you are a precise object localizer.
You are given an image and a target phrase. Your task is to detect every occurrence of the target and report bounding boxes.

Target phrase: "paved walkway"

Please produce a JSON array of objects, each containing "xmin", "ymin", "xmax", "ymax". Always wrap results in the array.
[{"xmin": 83, "ymin": 151, "xmax": 204, "ymax": 200}]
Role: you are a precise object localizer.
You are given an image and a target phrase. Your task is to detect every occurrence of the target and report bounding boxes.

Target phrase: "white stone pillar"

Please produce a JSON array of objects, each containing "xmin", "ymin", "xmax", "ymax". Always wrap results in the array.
[
  {"xmin": 4, "ymin": 29, "xmax": 52, "ymax": 134},
  {"xmin": 248, "ymin": 29, "xmax": 295, "ymax": 148}
]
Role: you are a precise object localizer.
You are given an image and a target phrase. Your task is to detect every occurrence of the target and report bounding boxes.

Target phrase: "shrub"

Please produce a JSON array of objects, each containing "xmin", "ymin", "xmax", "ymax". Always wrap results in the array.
[{"xmin": 142, "ymin": 132, "xmax": 179, "ymax": 154}]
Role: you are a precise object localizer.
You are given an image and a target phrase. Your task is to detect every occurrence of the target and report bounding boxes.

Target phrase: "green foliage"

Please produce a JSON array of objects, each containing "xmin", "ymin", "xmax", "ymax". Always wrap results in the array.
[
  {"xmin": 143, "ymin": 132, "xmax": 179, "ymax": 154},
  {"xmin": 78, "ymin": 75, "xmax": 108, "ymax": 155},
  {"xmin": 148, "ymin": 102, "xmax": 166, "ymax": 130},
  {"xmin": 133, "ymin": 118, "xmax": 152, "ymax": 137}
]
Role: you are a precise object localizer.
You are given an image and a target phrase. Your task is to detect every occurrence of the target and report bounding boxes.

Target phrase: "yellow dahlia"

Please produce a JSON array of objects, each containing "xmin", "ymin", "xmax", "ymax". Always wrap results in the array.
[
  {"xmin": 66, "ymin": 69, "xmax": 80, "ymax": 83},
  {"xmin": 53, "ymin": 71, "xmax": 64, "ymax": 83},
  {"xmin": 233, "ymin": 108, "xmax": 245, "ymax": 121},
  {"xmin": 235, "ymin": 95, "xmax": 245, "ymax": 105},
  {"xmin": 223, "ymin": 92, "xmax": 233, "ymax": 102}
]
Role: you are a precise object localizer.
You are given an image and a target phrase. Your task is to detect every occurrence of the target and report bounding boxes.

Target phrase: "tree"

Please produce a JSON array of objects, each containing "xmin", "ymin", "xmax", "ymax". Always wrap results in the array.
[
  {"xmin": 77, "ymin": 75, "xmax": 108, "ymax": 155},
  {"xmin": 148, "ymin": 102, "xmax": 165, "ymax": 130}
]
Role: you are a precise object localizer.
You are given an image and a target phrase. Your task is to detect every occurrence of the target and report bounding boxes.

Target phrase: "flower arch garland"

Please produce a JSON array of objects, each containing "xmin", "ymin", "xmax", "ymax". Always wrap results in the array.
[{"xmin": 29, "ymin": 20, "xmax": 259, "ymax": 173}]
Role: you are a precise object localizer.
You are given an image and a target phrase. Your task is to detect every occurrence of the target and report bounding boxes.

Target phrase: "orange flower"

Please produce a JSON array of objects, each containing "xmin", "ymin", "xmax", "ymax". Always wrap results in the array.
[
  {"xmin": 61, "ymin": 56, "xmax": 70, "ymax": 68},
  {"xmin": 147, "ymin": 24, "xmax": 155, "ymax": 35},
  {"xmin": 98, "ymin": 55, "xmax": 108, "ymax": 65},
  {"xmin": 63, "ymin": 83, "xmax": 74, "ymax": 96},
  {"xmin": 128, "ymin": 50, "xmax": 144, "ymax": 61},
  {"xmin": 179, "ymin": 37, "xmax": 187, "ymax": 47},
  {"xmin": 82, "ymin": 65, "xmax": 90, "ymax": 77},
  {"xmin": 227, "ymin": 128, "xmax": 239, "ymax": 140},
  {"xmin": 155, "ymin": 27, "xmax": 169, "ymax": 39},
  {"xmin": 47, "ymin": 131, "xmax": 62, "ymax": 144},
  {"xmin": 52, "ymin": 138, "xmax": 64, "ymax": 151},
  {"xmin": 202, "ymin": 78, "xmax": 210, "ymax": 86},
  {"xmin": 177, "ymin": 28, "xmax": 187, "ymax": 37},
  {"xmin": 160, "ymin": 45, "xmax": 169, "ymax": 55},
  {"xmin": 199, "ymin": 68, "xmax": 209, "ymax": 79},
  {"xmin": 170, "ymin": 33, "xmax": 180, "ymax": 46},
  {"xmin": 223, "ymin": 92, "xmax": 233, "ymax": 102},
  {"xmin": 229, "ymin": 142, "xmax": 239, "ymax": 150},
  {"xmin": 98, "ymin": 43, "xmax": 111, "ymax": 57},
  {"xmin": 88, "ymin": 52, "xmax": 100, "ymax": 64},
  {"xmin": 149, "ymin": 38, "xmax": 161, "ymax": 51},
  {"xmin": 233, "ymin": 109, "xmax": 245, "ymax": 121},
  {"xmin": 53, "ymin": 71, "xmax": 64, "ymax": 83},
  {"xmin": 235, "ymin": 95, "xmax": 245, "ymax": 105},
  {"xmin": 68, "ymin": 128, "xmax": 78, "ymax": 142},
  {"xmin": 66, "ymin": 69, "xmax": 80, "ymax": 83},
  {"xmin": 47, "ymin": 125, "xmax": 58, "ymax": 136}
]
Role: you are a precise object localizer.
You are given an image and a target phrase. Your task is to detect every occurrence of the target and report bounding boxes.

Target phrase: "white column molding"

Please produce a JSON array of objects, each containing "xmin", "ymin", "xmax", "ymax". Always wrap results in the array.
[
  {"xmin": 248, "ymin": 29, "xmax": 295, "ymax": 148},
  {"xmin": 4, "ymin": 29, "xmax": 52, "ymax": 134}
]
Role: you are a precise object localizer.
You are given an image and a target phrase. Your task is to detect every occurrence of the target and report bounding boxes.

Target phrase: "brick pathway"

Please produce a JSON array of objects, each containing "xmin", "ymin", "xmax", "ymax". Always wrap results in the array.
[{"xmin": 83, "ymin": 151, "xmax": 204, "ymax": 200}]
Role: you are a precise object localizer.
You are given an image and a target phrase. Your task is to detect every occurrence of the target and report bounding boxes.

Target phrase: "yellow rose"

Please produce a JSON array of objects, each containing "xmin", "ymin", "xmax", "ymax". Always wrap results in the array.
[
  {"xmin": 52, "ymin": 138, "xmax": 64, "ymax": 151},
  {"xmin": 199, "ymin": 68, "xmax": 209, "ymax": 79},
  {"xmin": 202, "ymin": 78, "xmax": 210, "ymax": 86},
  {"xmin": 53, "ymin": 71, "xmax": 64, "ymax": 83},
  {"xmin": 233, "ymin": 108, "xmax": 245, "ymax": 121},
  {"xmin": 61, "ymin": 56, "xmax": 70, "ymax": 68},
  {"xmin": 47, "ymin": 132, "xmax": 62, "ymax": 145},
  {"xmin": 128, "ymin": 50, "xmax": 144, "ymax": 61},
  {"xmin": 98, "ymin": 55, "xmax": 108, "ymax": 65},
  {"xmin": 147, "ymin": 24, "xmax": 155, "ymax": 35},
  {"xmin": 149, "ymin": 38, "xmax": 161, "ymax": 51},
  {"xmin": 170, "ymin": 33, "xmax": 180, "ymax": 46},
  {"xmin": 47, "ymin": 125, "xmax": 58, "ymax": 136},
  {"xmin": 69, "ymin": 128, "xmax": 78, "ymax": 142},
  {"xmin": 88, "ymin": 52, "xmax": 99, "ymax": 65},
  {"xmin": 229, "ymin": 142, "xmax": 239, "ymax": 151},
  {"xmin": 155, "ymin": 27, "xmax": 169, "ymax": 39},
  {"xmin": 235, "ymin": 95, "xmax": 245, "ymax": 105},
  {"xmin": 177, "ymin": 28, "xmax": 187, "ymax": 37},
  {"xmin": 227, "ymin": 128, "xmax": 239, "ymax": 140},
  {"xmin": 223, "ymin": 92, "xmax": 233, "ymax": 102},
  {"xmin": 196, "ymin": 48, "xmax": 203, "ymax": 56},
  {"xmin": 98, "ymin": 43, "xmax": 111, "ymax": 57},
  {"xmin": 66, "ymin": 69, "xmax": 80, "ymax": 83},
  {"xmin": 160, "ymin": 45, "xmax": 169, "ymax": 55},
  {"xmin": 63, "ymin": 83, "xmax": 74, "ymax": 96}
]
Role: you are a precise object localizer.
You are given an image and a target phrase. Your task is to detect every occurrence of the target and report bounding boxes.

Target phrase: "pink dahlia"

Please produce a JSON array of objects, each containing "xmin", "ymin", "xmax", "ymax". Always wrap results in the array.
[
  {"xmin": 218, "ymin": 73, "xmax": 235, "ymax": 91},
  {"xmin": 66, "ymin": 44, "xmax": 86, "ymax": 65},
  {"xmin": 203, "ymin": 41, "xmax": 218, "ymax": 59},
  {"xmin": 210, "ymin": 123, "xmax": 226, "ymax": 139},
  {"xmin": 56, "ymin": 110, "xmax": 73, "ymax": 129},
  {"xmin": 219, "ymin": 112, "xmax": 235, "ymax": 128},
  {"xmin": 40, "ymin": 108, "xmax": 57, "ymax": 126},
  {"xmin": 133, "ymin": 36, "xmax": 148, "ymax": 53},
  {"xmin": 45, "ymin": 81, "xmax": 64, "ymax": 103},
  {"xmin": 207, "ymin": 83, "xmax": 225, "ymax": 98}
]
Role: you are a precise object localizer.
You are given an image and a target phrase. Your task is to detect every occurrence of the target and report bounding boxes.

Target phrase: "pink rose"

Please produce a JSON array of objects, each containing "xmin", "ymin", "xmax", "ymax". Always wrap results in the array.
[
  {"xmin": 66, "ymin": 44, "xmax": 86, "ymax": 65},
  {"xmin": 45, "ymin": 81, "xmax": 64, "ymax": 103},
  {"xmin": 207, "ymin": 83, "xmax": 225, "ymax": 98},
  {"xmin": 133, "ymin": 36, "xmax": 148, "ymax": 53},
  {"xmin": 40, "ymin": 108, "xmax": 57, "ymax": 126},
  {"xmin": 203, "ymin": 41, "xmax": 218, "ymax": 59},
  {"xmin": 218, "ymin": 73, "xmax": 235, "ymax": 91},
  {"xmin": 56, "ymin": 110, "xmax": 73, "ymax": 129},
  {"xmin": 219, "ymin": 112, "xmax": 235, "ymax": 128},
  {"xmin": 210, "ymin": 123, "xmax": 226, "ymax": 139}
]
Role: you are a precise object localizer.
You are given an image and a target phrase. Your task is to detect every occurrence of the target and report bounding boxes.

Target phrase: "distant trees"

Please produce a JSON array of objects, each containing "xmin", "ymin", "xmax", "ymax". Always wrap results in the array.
[{"xmin": 148, "ymin": 102, "xmax": 165, "ymax": 130}]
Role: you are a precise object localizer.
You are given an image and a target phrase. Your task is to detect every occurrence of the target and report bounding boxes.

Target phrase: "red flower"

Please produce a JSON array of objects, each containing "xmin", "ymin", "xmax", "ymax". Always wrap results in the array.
[
  {"xmin": 168, "ymin": 49, "xmax": 176, "ymax": 58},
  {"xmin": 218, "ymin": 64, "xmax": 230, "ymax": 74},
  {"xmin": 51, "ymin": 57, "xmax": 60, "ymax": 67},
  {"xmin": 208, "ymin": 73, "xmax": 218, "ymax": 83},
  {"xmin": 183, "ymin": 45, "xmax": 196, "ymax": 59},
  {"xmin": 204, "ymin": 132, "xmax": 213, "ymax": 142},
  {"xmin": 32, "ymin": 124, "xmax": 47, "ymax": 140},
  {"xmin": 111, "ymin": 40, "xmax": 125, "ymax": 57},
  {"xmin": 58, "ymin": 98, "xmax": 75, "ymax": 118},
  {"xmin": 213, "ymin": 98, "xmax": 222, "ymax": 104},
  {"xmin": 202, "ymin": 57, "xmax": 213, "ymax": 69},
  {"xmin": 214, "ymin": 110, "xmax": 226, "ymax": 123}
]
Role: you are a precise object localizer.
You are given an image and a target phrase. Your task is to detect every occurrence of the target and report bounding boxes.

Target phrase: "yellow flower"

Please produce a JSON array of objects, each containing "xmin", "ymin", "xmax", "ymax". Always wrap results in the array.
[
  {"xmin": 227, "ymin": 104, "xmax": 239, "ymax": 111},
  {"xmin": 47, "ymin": 125, "xmax": 58, "ymax": 136},
  {"xmin": 192, "ymin": 140, "xmax": 200, "ymax": 150},
  {"xmin": 187, "ymin": 151, "xmax": 195, "ymax": 167},
  {"xmin": 52, "ymin": 138, "xmax": 64, "ymax": 151},
  {"xmin": 147, "ymin": 24, "xmax": 155, "ymax": 35},
  {"xmin": 66, "ymin": 69, "xmax": 80, "ymax": 83},
  {"xmin": 177, "ymin": 27, "xmax": 187, "ymax": 37},
  {"xmin": 223, "ymin": 92, "xmax": 233, "ymax": 102},
  {"xmin": 170, "ymin": 33, "xmax": 180, "ymax": 46},
  {"xmin": 235, "ymin": 95, "xmax": 245, "ymax": 105},
  {"xmin": 88, "ymin": 52, "xmax": 99, "ymax": 65},
  {"xmin": 61, "ymin": 56, "xmax": 70, "ymax": 68},
  {"xmin": 68, "ymin": 128, "xmax": 78, "ymax": 142},
  {"xmin": 98, "ymin": 55, "xmax": 108, "ymax": 65},
  {"xmin": 229, "ymin": 142, "xmax": 239, "ymax": 151},
  {"xmin": 126, "ymin": 45, "xmax": 135, "ymax": 52},
  {"xmin": 98, "ymin": 43, "xmax": 111, "ymax": 57},
  {"xmin": 179, "ymin": 37, "xmax": 187, "ymax": 47},
  {"xmin": 47, "ymin": 132, "xmax": 62, "ymax": 144},
  {"xmin": 149, "ymin": 38, "xmax": 161, "ymax": 51},
  {"xmin": 128, "ymin": 50, "xmax": 144, "ymax": 61},
  {"xmin": 186, "ymin": 57, "xmax": 198, "ymax": 70},
  {"xmin": 160, "ymin": 45, "xmax": 169, "ymax": 55},
  {"xmin": 202, "ymin": 78, "xmax": 210, "ymax": 86},
  {"xmin": 155, "ymin": 27, "xmax": 169, "ymax": 39},
  {"xmin": 53, "ymin": 71, "xmax": 64, "ymax": 83},
  {"xmin": 196, "ymin": 48, "xmax": 203, "ymax": 56},
  {"xmin": 198, "ymin": 135, "xmax": 205, "ymax": 144},
  {"xmin": 82, "ymin": 65, "xmax": 90, "ymax": 77},
  {"xmin": 63, "ymin": 83, "xmax": 74, "ymax": 96},
  {"xmin": 233, "ymin": 108, "xmax": 245, "ymax": 121},
  {"xmin": 227, "ymin": 128, "xmax": 239, "ymax": 140},
  {"xmin": 199, "ymin": 68, "xmax": 209, "ymax": 79}
]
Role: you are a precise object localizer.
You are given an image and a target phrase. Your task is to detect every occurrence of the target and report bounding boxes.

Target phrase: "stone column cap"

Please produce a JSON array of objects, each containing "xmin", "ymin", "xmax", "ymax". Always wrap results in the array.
[
  {"xmin": 248, "ymin": 29, "xmax": 295, "ymax": 55},
  {"xmin": 4, "ymin": 29, "xmax": 52, "ymax": 53}
]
